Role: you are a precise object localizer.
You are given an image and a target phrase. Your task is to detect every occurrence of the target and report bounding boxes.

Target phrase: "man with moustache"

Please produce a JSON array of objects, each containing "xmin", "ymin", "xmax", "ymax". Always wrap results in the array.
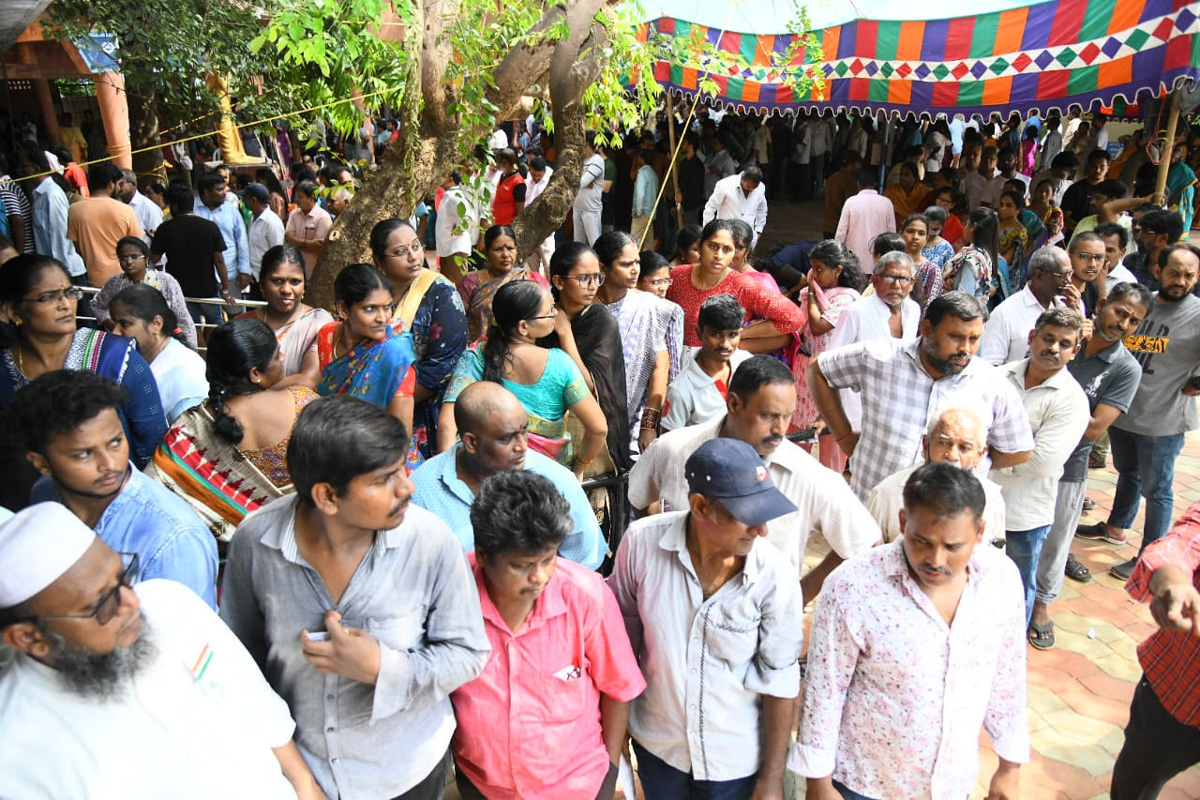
[
  {"xmin": 0, "ymin": 503, "xmax": 325, "ymax": 799},
  {"xmin": 829, "ymin": 251, "xmax": 921, "ymax": 347},
  {"xmin": 410, "ymin": 381, "xmax": 604, "ymax": 569},
  {"xmin": 610, "ymin": 438, "xmax": 804, "ymax": 799},
  {"xmin": 1065, "ymin": 232, "xmax": 1108, "ymax": 316},
  {"xmin": 810, "ymin": 291, "xmax": 1034, "ymax": 502},
  {"xmin": 630, "ymin": 356, "xmax": 879, "ymax": 602},
  {"xmin": 1029, "ymin": 282, "xmax": 1150, "ymax": 648},
  {"xmin": 990, "ymin": 309, "xmax": 1090, "ymax": 626},
  {"xmin": 220, "ymin": 397, "xmax": 490, "ymax": 800},
  {"xmin": 981, "ymin": 247, "xmax": 1073, "ymax": 365},
  {"xmin": 10, "ymin": 371, "xmax": 216, "ymax": 607},
  {"xmin": 1077, "ymin": 244, "xmax": 1200, "ymax": 580},
  {"xmin": 790, "ymin": 463, "xmax": 1029, "ymax": 800}
]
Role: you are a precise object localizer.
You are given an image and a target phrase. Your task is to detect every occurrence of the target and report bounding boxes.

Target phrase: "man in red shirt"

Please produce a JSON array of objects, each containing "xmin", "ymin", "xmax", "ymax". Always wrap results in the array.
[
  {"xmin": 451, "ymin": 470, "xmax": 645, "ymax": 800},
  {"xmin": 1111, "ymin": 500, "xmax": 1200, "ymax": 799},
  {"xmin": 490, "ymin": 148, "xmax": 526, "ymax": 227}
]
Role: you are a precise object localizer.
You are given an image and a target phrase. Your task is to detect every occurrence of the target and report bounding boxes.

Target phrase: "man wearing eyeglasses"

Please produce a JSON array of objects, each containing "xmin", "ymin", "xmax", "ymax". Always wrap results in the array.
[
  {"xmin": 1066, "ymin": 232, "xmax": 1108, "ymax": 316},
  {"xmin": 0, "ymin": 503, "xmax": 325, "ymax": 799},
  {"xmin": 9, "ymin": 370, "xmax": 217, "ymax": 608},
  {"xmin": 981, "ymin": 247, "xmax": 1072, "ymax": 365}
]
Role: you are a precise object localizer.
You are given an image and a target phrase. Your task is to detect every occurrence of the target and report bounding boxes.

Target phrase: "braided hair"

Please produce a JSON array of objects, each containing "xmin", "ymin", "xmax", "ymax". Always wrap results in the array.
[{"xmin": 205, "ymin": 317, "xmax": 278, "ymax": 444}]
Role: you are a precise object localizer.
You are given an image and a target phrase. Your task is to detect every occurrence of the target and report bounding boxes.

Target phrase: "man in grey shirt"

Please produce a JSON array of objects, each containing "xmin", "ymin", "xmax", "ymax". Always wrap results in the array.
[
  {"xmin": 221, "ymin": 397, "xmax": 490, "ymax": 799},
  {"xmin": 1077, "ymin": 244, "xmax": 1200, "ymax": 580}
]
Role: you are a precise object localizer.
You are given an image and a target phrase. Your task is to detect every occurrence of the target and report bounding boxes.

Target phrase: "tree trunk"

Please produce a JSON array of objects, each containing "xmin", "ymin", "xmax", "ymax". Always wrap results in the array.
[{"xmin": 125, "ymin": 83, "xmax": 163, "ymax": 179}]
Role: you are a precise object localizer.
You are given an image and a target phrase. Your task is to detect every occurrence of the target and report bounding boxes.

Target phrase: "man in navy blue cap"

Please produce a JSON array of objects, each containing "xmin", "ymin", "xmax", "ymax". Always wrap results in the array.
[{"xmin": 608, "ymin": 438, "xmax": 805, "ymax": 800}]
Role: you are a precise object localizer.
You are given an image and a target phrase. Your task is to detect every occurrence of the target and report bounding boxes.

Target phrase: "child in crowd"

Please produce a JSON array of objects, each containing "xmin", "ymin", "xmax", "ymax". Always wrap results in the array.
[
  {"xmin": 637, "ymin": 250, "xmax": 673, "ymax": 298},
  {"xmin": 661, "ymin": 293, "xmax": 748, "ymax": 431}
]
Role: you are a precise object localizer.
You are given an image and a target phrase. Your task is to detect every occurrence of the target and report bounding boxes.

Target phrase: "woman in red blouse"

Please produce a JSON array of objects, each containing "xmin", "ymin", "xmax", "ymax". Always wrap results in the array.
[{"xmin": 666, "ymin": 219, "xmax": 805, "ymax": 347}]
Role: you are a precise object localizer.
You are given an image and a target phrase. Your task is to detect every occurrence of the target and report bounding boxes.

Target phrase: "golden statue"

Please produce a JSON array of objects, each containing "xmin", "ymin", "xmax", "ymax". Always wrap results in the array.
[{"xmin": 205, "ymin": 73, "xmax": 260, "ymax": 165}]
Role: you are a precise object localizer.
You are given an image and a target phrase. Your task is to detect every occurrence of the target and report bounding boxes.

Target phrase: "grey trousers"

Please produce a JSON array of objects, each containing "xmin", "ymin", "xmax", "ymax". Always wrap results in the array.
[{"xmin": 1036, "ymin": 479, "xmax": 1087, "ymax": 605}]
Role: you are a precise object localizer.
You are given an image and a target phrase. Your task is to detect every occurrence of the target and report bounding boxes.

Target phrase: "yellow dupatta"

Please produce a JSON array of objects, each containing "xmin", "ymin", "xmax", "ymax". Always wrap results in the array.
[{"xmin": 393, "ymin": 268, "xmax": 440, "ymax": 330}]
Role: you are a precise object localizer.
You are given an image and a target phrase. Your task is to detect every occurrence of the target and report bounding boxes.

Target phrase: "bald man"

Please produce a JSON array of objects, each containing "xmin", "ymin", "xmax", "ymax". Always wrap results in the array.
[
  {"xmin": 410, "ymin": 382, "xmax": 605, "ymax": 569},
  {"xmin": 866, "ymin": 408, "xmax": 1008, "ymax": 545},
  {"xmin": 0, "ymin": 503, "xmax": 321, "ymax": 798}
]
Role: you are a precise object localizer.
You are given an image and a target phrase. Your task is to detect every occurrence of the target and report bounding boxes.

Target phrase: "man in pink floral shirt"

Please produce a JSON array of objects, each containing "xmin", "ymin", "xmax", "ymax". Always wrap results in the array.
[{"xmin": 789, "ymin": 461, "xmax": 1029, "ymax": 800}]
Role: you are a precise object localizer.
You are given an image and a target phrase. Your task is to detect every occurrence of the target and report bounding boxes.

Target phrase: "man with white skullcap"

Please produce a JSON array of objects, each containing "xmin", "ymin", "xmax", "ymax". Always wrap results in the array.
[{"xmin": 0, "ymin": 503, "xmax": 325, "ymax": 799}]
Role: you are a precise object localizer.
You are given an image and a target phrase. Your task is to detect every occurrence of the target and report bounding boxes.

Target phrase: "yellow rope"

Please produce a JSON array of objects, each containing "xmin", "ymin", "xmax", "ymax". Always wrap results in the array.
[{"xmin": 635, "ymin": 88, "xmax": 705, "ymax": 251}]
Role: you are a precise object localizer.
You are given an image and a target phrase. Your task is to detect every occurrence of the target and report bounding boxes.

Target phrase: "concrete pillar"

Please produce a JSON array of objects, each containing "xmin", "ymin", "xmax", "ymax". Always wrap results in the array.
[
  {"xmin": 33, "ymin": 79, "xmax": 61, "ymax": 149},
  {"xmin": 93, "ymin": 70, "xmax": 131, "ymax": 168}
]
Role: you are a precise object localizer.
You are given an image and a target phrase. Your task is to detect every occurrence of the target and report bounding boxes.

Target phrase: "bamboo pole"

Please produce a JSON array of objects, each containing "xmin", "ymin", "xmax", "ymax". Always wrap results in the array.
[
  {"xmin": 666, "ymin": 92, "xmax": 684, "ymax": 228},
  {"xmin": 1153, "ymin": 89, "xmax": 1181, "ymax": 206}
]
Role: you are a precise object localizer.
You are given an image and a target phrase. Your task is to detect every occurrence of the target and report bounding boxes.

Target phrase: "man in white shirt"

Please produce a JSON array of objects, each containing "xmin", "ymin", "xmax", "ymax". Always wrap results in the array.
[
  {"xmin": 522, "ymin": 156, "xmax": 555, "ymax": 273},
  {"xmin": 790, "ymin": 462, "xmax": 1029, "ymax": 800},
  {"xmin": 867, "ymin": 407, "xmax": 1007, "ymax": 545},
  {"xmin": 632, "ymin": 356, "xmax": 880, "ymax": 601},
  {"xmin": 991, "ymin": 308, "xmax": 1090, "ymax": 625},
  {"xmin": 703, "ymin": 137, "xmax": 739, "ymax": 197},
  {"xmin": 435, "ymin": 171, "xmax": 480, "ymax": 285},
  {"xmin": 241, "ymin": 183, "xmax": 285, "ymax": 288},
  {"xmin": 835, "ymin": 169, "xmax": 895, "ymax": 270},
  {"xmin": 573, "ymin": 133, "xmax": 605, "ymax": 245},
  {"xmin": 1095, "ymin": 221, "xmax": 1139, "ymax": 289},
  {"xmin": 14, "ymin": 144, "xmax": 86, "ymax": 282},
  {"xmin": 0, "ymin": 503, "xmax": 322, "ymax": 799},
  {"xmin": 703, "ymin": 167, "xmax": 768, "ymax": 248},
  {"xmin": 117, "ymin": 168, "xmax": 163, "ymax": 243},
  {"xmin": 980, "ymin": 247, "xmax": 1072, "ymax": 364},
  {"xmin": 610, "ymin": 438, "xmax": 803, "ymax": 800}
]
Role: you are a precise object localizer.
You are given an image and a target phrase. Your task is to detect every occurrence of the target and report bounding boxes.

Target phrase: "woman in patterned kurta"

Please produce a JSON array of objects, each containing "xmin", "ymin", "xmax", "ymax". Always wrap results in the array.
[{"xmin": 92, "ymin": 236, "xmax": 198, "ymax": 350}]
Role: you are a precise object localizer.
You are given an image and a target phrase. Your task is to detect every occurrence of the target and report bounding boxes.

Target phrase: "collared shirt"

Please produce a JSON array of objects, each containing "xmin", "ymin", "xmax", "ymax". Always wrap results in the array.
[
  {"xmin": 284, "ymin": 204, "xmax": 333, "ymax": 277},
  {"xmin": 0, "ymin": 174, "xmax": 33, "ymax": 253},
  {"xmin": 818, "ymin": 338, "xmax": 1034, "ymax": 500},
  {"xmin": 1127, "ymin": 500, "xmax": 1200, "ymax": 725},
  {"xmin": 703, "ymin": 174, "xmax": 768, "ymax": 238},
  {"xmin": 828, "ymin": 292, "xmax": 920, "ymax": 349},
  {"xmin": 661, "ymin": 348, "xmax": 750, "ymax": 432},
  {"xmin": 195, "ymin": 199, "xmax": 250, "ymax": 281},
  {"xmin": 0, "ymin": 579, "xmax": 297, "ymax": 799},
  {"xmin": 220, "ymin": 497, "xmax": 490, "ymax": 799},
  {"xmin": 451, "ymin": 555, "xmax": 646, "ymax": 800},
  {"xmin": 248, "ymin": 207, "xmax": 286, "ymax": 280},
  {"xmin": 31, "ymin": 178, "xmax": 86, "ymax": 277},
  {"xmin": 436, "ymin": 184, "xmax": 481, "ymax": 258},
  {"xmin": 1060, "ymin": 339, "xmax": 1141, "ymax": 482},
  {"xmin": 607, "ymin": 512, "xmax": 803, "ymax": 781},
  {"xmin": 990, "ymin": 360, "xmax": 1090, "ymax": 529},
  {"xmin": 867, "ymin": 462, "xmax": 1007, "ymax": 544},
  {"xmin": 1106, "ymin": 260, "xmax": 1137, "ymax": 291},
  {"xmin": 32, "ymin": 465, "xmax": 217, "ymax": 608},
  {"xmin": 789, "ymin": 541, "xmax": 1030, "ymax": 799},
  {"xmin": 632, "ymin": 164, "xmax": 659, "ymax": 217},
  {"xmin": 409, "ymin": 443, "xmax": 605, "ymax": 569},
  {"xmin": 629, "ymin": 416, "xmax": 879, "ymax": 573},
  {"xmin": 979, "ymin": 285, "xmax": 1049, "ymax": 365},
  {"xmin": 835, "ymin": 189, "xmax": 896, "ymax": 270},
  {"xmin": 127, "ymin": 189, "xmax": 164, "ymax": 242}
]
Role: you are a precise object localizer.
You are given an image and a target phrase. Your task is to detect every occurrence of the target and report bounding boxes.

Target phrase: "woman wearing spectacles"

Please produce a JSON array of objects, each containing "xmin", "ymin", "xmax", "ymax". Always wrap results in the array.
[
  {"xmin": 0, "ymin": 254, "xmax": 167, "ymax": 474},
  {"xmin": 539, "ymin": 241, "xmax": 631, "ymax": 503},
  {"xmin": 440, "ymin": 280, "xmax": 607, "ymax": 482},
  {"xmin": 315, "ymin": 264, "xmax": 421, "ymax": 468},
  {"xmin": 457, "ymin": 225, "xmax": 549, "ymax": 342},
  {"xmin": 91, "ymin": 237, "xmax": 197, "ymax": 350},
  {"xmin": 371, "ymin": 219, "xmax": 467, "ymax": 459},
  {"xmin": 150, "ymin": 317, "xmax": 317, "ymax": 541}
]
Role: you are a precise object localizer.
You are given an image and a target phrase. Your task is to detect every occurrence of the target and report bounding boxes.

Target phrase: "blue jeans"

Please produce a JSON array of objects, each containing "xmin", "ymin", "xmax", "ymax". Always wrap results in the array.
[
  {"xmin": 1108, "ymin": 428, "xmax": 1186, "ymax": 555},
  {"xmin": 1005, "ymin": 524, "xmax": 1051, "ymax": 627},
  {"xmin": 632, "ymin": 740, "xmax": 757, "ymax": 800},
  {"xmin": 834, "ymin": 780, "xmax": 879, "ymax": 800}
]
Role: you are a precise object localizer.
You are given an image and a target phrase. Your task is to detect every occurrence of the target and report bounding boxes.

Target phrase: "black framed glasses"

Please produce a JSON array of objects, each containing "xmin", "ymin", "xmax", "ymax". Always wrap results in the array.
[
  {"xmin": 24, "ymin": 286, "xmax": 85, "ymax": 305},
  {"xmin": 565, "ymin": 273, "xmax": 606, "ymax": 288},
  {"xmin": 530, "ymin": 304, "xmax": 558, "ymax": 320},
  {"xmin": 878, "ymin": 274, "xmax": 913, "ymax": 285},
  {"xmin": 37, "ymin": 552, "xmax": 139, "ymax": 626}
]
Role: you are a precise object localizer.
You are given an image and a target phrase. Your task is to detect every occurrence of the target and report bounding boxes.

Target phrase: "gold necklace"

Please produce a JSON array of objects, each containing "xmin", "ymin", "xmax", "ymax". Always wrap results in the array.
[{"xmin": 14, "ymin": 342, "xmax": 25, "ymax": 376}]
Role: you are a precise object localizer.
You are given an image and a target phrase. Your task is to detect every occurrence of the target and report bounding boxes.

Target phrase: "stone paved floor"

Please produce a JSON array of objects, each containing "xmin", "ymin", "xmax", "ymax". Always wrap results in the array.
[{"xmin": 452, "ymin": 199, "xmax": 1200, "ymax": 799}]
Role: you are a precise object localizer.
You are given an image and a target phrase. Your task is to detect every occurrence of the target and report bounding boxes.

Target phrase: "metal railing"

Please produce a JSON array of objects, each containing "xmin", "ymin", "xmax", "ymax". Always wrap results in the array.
[{"xmin": 77, "ymin": 286, "xmax": 269, "ymax": 351}]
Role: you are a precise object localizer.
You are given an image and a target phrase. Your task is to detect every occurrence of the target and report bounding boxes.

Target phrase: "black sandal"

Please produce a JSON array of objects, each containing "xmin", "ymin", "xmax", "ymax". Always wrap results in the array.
[
  {"xmin": 1065, "ymin": 553, "xmax": 1092, "ymax": 583},
  {"xmin": 1028, "ymin": 621, "xmax": 1055, "ymax": 650}
]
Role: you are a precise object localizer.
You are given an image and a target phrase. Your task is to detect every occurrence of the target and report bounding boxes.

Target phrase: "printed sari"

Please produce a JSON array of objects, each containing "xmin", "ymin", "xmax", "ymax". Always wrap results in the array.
[{"xmin": 458, "ymin": 267, "xmax": 549, "ymax": 342}]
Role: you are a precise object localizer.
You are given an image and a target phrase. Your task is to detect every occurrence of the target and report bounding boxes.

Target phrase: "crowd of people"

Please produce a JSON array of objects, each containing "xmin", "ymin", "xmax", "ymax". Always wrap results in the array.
[{"xmin": 0, "ymin": 101, "xmax": 1198, "ymax": 800}]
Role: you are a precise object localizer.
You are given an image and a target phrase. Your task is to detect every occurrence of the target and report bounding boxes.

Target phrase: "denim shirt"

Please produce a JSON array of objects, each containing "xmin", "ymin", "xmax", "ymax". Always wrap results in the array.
[
  {"xmin": 32, "ymin": 466, "xmax": 218, "ymax": 608},
  {"xmin": 194, "ymin": 199, "xmax": 250, "ymax": 282}
]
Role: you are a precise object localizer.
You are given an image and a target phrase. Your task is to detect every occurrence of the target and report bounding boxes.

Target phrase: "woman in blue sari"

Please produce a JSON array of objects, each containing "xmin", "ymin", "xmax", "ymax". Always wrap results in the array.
[
  {"xmin": 316, "ymin": 263, "xmax": 422, "ymax": 469},
  {"xmin": 1167, "ymin": 144, "xmax": 1197, "ymax": 240}
]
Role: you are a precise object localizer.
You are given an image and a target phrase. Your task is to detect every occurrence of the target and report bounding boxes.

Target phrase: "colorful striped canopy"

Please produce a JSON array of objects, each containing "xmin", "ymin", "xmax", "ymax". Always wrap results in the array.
[{"xmin": 645, "ymin": 0, "xmax": 1200, "ymax": 117}]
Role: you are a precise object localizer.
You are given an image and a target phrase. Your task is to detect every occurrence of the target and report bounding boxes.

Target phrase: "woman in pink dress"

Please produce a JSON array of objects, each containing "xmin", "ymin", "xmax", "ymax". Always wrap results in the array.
[
  {"xmin": 666, "ymin": 219, "xmax": 804, "ymax": 347},
  {"xmin": 791, "ymin": 240, "xmax": 864, "ymax": 474}
]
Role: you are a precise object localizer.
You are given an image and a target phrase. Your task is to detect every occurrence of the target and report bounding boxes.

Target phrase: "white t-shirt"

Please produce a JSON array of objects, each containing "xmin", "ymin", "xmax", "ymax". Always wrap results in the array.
[
  {"xmin": 0, "ymin": 579, "xmax": 297, "ymax": 799},
  {"xmin": 662, "ymin": 347, "xmax": 750, "ymax": 432}
]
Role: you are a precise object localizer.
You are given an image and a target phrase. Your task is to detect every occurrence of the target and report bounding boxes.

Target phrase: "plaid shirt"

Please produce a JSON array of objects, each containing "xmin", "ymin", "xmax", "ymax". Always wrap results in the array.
[
  {"xmin": 819, "ymin": 338, "xmax": 1034, "ymax": 500},
  {"xmin": 1127, "ymin": 500, "xmax": 1200, "ymax": 726}
]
